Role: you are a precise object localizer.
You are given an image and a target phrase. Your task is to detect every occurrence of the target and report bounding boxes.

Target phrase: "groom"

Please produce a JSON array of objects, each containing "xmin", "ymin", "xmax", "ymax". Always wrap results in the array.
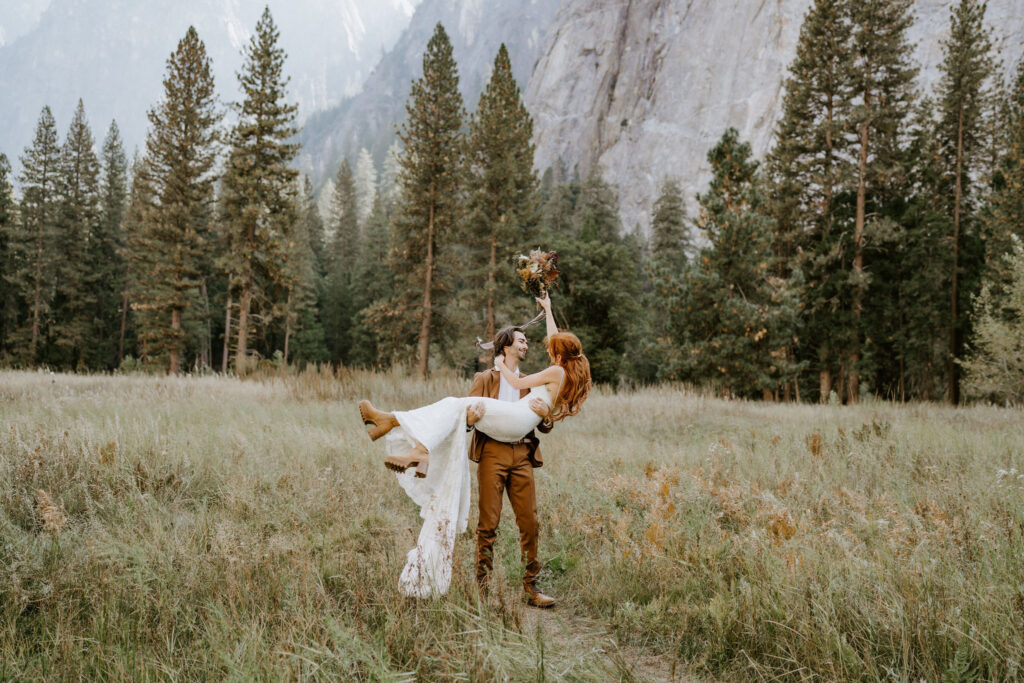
[{"xmin": 466, "ymin": 325, "xmax": 557, "ymax": 607}]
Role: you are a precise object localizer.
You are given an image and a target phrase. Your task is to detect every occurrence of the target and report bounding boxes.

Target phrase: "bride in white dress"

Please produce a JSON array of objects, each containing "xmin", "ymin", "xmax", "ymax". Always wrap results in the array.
[{"xmin": 358, "ymin": 294, "xmax": 592, "ymax": 597}]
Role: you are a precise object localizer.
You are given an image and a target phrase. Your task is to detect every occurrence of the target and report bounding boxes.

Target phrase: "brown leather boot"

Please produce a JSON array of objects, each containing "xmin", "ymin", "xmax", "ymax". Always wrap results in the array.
[
  {"xmin": 524, "ymin": 584, "xmax": 556, "ymax": 608},
  {"xmin": 358, "ymin": 400, "xmax": 398, "ymax": 441},
  {"xmin": 384, "ymin": 443, "xmax": 429, "ymax": 478}
]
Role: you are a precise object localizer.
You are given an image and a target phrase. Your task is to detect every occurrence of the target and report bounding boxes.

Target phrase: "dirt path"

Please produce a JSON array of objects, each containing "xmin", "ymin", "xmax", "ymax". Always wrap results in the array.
[{"xmin": 520, "ymin": 606, "xmax": 691, "ymax": 681}]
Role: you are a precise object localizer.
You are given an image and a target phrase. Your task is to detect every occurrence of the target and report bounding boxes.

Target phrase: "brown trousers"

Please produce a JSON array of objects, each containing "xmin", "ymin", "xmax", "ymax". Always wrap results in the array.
[{"xmin": 475, "ymin": 441, "xmax": 540, "ymax": 588}]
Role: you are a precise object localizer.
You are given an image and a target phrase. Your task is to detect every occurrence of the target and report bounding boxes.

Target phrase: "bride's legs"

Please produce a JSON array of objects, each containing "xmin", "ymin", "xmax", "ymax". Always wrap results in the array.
[
  {"xmin": 358, "ymin": 400, "xmax": 399, "ymax": 440},
  {"xmin": 385, "ymin": 441, "xmax": 429, "ymax": 478}
]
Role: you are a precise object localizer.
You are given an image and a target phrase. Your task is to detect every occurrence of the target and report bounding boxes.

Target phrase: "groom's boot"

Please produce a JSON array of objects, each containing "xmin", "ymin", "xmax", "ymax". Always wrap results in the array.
[
  {"xmin": 358, "ymin": 400, "xmax": 399, "ymax": 441},
  {"xmin": 524, "ymin": 583, "xmax": 556, "ymax": 608}
]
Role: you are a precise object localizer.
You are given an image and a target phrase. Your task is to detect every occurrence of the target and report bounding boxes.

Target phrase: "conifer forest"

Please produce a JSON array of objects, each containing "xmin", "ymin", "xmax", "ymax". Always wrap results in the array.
[{"xmin": 2, "ymin": 1, "xmax": 1024, "ymax": 406}]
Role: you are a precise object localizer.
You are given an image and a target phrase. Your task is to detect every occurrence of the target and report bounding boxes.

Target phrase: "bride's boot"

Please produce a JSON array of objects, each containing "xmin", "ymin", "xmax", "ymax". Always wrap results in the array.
[
  {"xmin": 385, "ymin": 443, "xmax": 429, "ymax": 478},
  {"xmin": 358, "ymin": 400, "xmax": 399, "ymax": 441}
]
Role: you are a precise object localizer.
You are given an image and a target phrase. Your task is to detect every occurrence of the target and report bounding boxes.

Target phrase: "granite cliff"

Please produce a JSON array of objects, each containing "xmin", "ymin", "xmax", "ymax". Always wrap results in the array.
[{"xmin": 524, "ymin": 0, "xmax": 1024, "ymax": 233}]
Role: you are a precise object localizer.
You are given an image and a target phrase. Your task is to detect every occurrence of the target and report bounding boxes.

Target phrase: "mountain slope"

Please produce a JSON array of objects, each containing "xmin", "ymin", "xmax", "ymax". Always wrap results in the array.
[
  {"xmin": 296, "ymin": 0, "xmax": 560, "ymax": 186},
  {"xmin": 0, "ymin": 0, "xmax": 419, "ymax": 166}
]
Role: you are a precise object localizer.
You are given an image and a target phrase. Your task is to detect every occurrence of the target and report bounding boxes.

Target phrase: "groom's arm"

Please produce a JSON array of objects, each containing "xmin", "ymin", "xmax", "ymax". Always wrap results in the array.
[{"xmin": 466, "ymin": 372, "xmax": 488, "ymax": 431}]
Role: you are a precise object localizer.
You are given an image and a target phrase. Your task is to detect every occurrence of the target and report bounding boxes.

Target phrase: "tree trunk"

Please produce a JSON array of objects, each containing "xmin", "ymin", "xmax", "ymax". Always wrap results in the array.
[
  {"xmin": 222, "ymin": 293, "xmax": 232, "ymax": 373},
  {"xmin": 169, "ymin": 308, "xmax": 181, "ymax": 374},
  {"xmin": 819, "ymin": 368, "xmax": 831, "ymax": 404},
  {"xmin": 200, "ymin": 278, "xmax": 211, "ymax": 370},
  {"xmin": 118, "ymin": 284, "xmax": 128, "ymax": 366},
  {"xmin": 949, "ymin": 107, "xmax": 965, "ymax": 405},
  {"xmin": 850, "ymin": 84, "xmax": 871, "ymax": 406},
  {"xmin": 283, "ymin": 291, "xmax": 292, "ymax": 366},
  {"xmin": 31, "ymin": 219, "xmax": 43, "ymax": 359},
  {"xmin": 416, "ymin": 199, "xmax": 435, "ymax": 379},
  {"xmin": 486, "ymin": 236, "xmax": 497, "ymax": 341},
  {"xmin": 235, "ymin": 282, "xmax": 252, "ymax": 376}
]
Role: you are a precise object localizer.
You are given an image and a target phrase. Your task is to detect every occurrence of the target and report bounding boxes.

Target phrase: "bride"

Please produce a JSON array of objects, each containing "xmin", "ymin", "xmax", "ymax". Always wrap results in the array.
[{"xmin": 357, "ymin": 293, "xmax": 591, "ymax": 597}]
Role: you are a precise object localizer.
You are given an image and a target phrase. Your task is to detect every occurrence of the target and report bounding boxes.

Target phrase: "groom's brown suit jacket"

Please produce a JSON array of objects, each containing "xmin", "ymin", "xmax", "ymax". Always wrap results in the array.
[{"xmin": 468, "ymin": 368, "xmax": 552, "ymax": 467}]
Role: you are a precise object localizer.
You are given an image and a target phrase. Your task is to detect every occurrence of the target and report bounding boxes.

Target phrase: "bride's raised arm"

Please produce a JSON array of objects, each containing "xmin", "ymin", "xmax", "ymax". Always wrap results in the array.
[
  {"xmin": 495, "ymin": 356, "xmax": 563, "ymax": 391},
  {"xmin": 537, "ymin": 293, "xmax": 557, "ymax": 338}
]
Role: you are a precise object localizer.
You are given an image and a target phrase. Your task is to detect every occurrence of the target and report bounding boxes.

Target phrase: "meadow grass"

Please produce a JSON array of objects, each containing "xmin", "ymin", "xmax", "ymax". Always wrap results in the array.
[{"xmin": 1, "ymin": 368, "xmax": 1023, "ymax": 680}]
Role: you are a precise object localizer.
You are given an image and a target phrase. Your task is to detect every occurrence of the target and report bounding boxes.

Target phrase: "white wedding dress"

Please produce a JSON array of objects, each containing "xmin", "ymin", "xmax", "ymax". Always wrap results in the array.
[{"xmin": 384, "ymin": 384, "xmax": 553, "ymax": 597}]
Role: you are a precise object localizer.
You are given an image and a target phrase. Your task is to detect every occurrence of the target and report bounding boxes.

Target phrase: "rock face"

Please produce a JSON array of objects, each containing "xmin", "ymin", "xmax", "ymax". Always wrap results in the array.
[{"xmin": 525, "ymin": 0, "xmax": 1024, "ymax": 234}]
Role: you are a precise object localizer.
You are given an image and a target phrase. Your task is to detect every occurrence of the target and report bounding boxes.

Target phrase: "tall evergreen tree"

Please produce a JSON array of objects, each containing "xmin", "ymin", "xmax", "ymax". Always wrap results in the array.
[
  {"xmin": 120, "ymin": 153, "xmax": 151, "ymax": 367},
  {"xmin": 380, "ymin": 141, "xmax": 402, "ymax": 215},
  {"xmin": 220, "ymin": 7, "xmax": 299, "ymax": 374},
  {"xmin": 354, "ymin": 147, "xmax": 377, "ymax": 226},
  {"xmin": 844, "ymin": 0, "xmax": 918, "ymax": 402},
  {"xmin": 95, "ymin": 121, "xmax": 129, "ymax": 369},
  {"xmin": 980, "ymin": 58, "xmax": 1024, "ymax": 301},
  {"xmin": 764, "ymin": 0, "xmax": 854, "ymax": 402},
  {"xmin": 649, "ymin": 177, "xmax": 691, "ymax": 274},
  {"xmin": 391, "ymin": 23, "xmax": 465, "ymax": 377},
  {"xmin": 936, "ymin": 0, "xmax": 996, "ymax": 403},
  {"xmin": 683, "ymin": 129, "xmax": 801, "ymax": 398},
  {"xmin": 546, "ymin": 170, "xmax": 640, "ymax": 384},
  {"xmin": 0, "ymin": 154, "xmax": 16, "ymax": 359},
  {"xmin": 13, "ymin": 106, "xmax": 62, "ymax": 364},
  {"xmin": 281, "ymin": 176, "xmax": 327, "ymax": 365},
  {"xmin": 464, "ymin": 43, "xmax": 539, "ymax": 340},
  {"xmin": 52, "ymin": 99, "xmax": 100, "ymax": 369},
  {"xmin": 130, "ymin": 27, "xmax": 220, "ymax": 373},
  {"xmin": 322, "ymin": 158, "xmax": 359, "ymax": 364},
  {"xmin": 349, "ymin": 192, "xmax": 395, "ymax": 368},
  {"xmin": 641, "ymin": 177, "xmax": 692, "ymax": 383}
]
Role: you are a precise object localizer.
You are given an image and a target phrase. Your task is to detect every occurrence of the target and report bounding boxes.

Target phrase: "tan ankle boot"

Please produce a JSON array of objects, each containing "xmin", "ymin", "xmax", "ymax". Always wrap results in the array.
[
  {"xmin": 358, "ymin": 400, "xmax": 398, "ymax": 441},
  {"xmin": 384, "ymin": 444, "xmax": 429, "ymax": 477}
]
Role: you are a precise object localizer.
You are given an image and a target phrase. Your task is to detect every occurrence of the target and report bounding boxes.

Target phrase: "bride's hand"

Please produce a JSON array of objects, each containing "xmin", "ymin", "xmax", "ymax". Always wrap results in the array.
[
  {"xmin": 494, "ymin": 354, "xmax": 505, "ymax": 367},
  {"xmin": 536, "ymin": 293, "xmax": 551, "ymax": 311}
]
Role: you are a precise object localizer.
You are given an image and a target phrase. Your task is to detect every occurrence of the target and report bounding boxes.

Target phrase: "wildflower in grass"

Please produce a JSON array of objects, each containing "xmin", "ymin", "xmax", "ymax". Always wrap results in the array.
[{"xmin": 35, "ymin": 488, "xmax": 66, "ymax": 534}]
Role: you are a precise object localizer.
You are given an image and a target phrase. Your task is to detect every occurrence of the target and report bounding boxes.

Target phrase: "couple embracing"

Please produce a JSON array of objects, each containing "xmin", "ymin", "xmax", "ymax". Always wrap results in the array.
[{"xmin": 358, "ymin": 293, "xmax": 592, "ymax": 604}]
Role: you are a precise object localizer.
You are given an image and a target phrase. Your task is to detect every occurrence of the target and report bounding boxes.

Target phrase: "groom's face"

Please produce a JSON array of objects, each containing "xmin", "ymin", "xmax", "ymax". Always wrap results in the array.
[{"xmin": 506, "ymin": 331, "xmax": 528, "ymax": 361}]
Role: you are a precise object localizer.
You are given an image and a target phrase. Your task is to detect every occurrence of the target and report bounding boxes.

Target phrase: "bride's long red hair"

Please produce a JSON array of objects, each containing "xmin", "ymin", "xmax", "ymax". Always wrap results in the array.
[{"xmin": 547, "ymin": 332, "xmax": 592, "ymax": 421}]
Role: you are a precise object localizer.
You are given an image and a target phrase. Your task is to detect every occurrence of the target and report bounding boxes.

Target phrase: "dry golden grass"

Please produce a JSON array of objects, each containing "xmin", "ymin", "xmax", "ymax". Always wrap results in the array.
[{"xmin": 2, "ymin": 368, "xmax": 1023, "ymax": 680}]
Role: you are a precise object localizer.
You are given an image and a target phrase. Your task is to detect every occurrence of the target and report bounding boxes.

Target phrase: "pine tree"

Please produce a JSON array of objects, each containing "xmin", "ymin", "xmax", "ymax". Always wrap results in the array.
[
  {"xmin": 392, "ymin": 23, "xmax": 465, "ymax": 377},
  {"xmin": 844, "ymin": 0, "xmax": 918, "ymax": 403},
  {"xmin": 547, "ymin": 170, "xmax": 640, "ymax": 384},
  {"xmin": 936, "ymin": 0, "xmax": 997, "ymax": 403},
  {"xmin": 349, "ymin": 192, "xmax": 394, "ymax": 368},
  {"xmin": 961, "ymin": 246, "xmax": 1024, "ymax": 404},
  {"xmin": 96, "ymin": 121, "xmax": 129, "ymax": 369},
  {"xmin": 220, "ymin": 8, "xmax": 299, "ymax": 374},
  {"xmin": 380, "ymin": 141, "xmax": 402, "ymax": 215},
  {"xmin": 120, "ymin": 154, "xmax": 151, "ymax": 368},
  {"xmin": 130, "ymin": 27, "xmax": 220, "ymax": 373},
  {"xmin": 642, "ymin": 177, "xmax": 692, "ymax": 383},
  {"xmin": 322, "ymin": 158, "xmax": 359, "ymax": 364},
  {"xmin": 464, "ymin": 43, "xmax": 539, "ymax": 340},
  {"xmin": 281, "ymin": 176, "xmax": 327, "ymax": 365},
  {"xmin": 981, "ymin": 57, "xmax": 1024, "ymax": 299},
  {"xmin": 0, "ymin": 153, "xmax": 16, "ymax": 358},
  {"xmin": 354, "ymin": 147, "xmax": 377, "ymax": 226},
  {"xmin": 764, "ymin": 0, "xmax": 854, "ymax": 402},
  {"xmin": 885, "ymin": 99, "xmax": 951, "ymax": 400},
  {"xmin": 649, "ymin": 177, "xmax": 691, "ymax": 274},
  {"xmin": 683, "ymin": 129, "xmax": 801, "ymax": 398},
  {"xmin": 52, "ymin": 99, "xmax": 101, "ymax": 369},
  {"xmin": 13, "ymin": 106, "xmax": 62, "ymax": 364}
]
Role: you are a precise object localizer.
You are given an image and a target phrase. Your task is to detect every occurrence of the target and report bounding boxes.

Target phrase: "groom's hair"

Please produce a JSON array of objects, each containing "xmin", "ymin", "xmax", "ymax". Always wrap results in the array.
[{"xmin": 493, "ymin": 326, "xmax": 524, "ymax": 358}]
